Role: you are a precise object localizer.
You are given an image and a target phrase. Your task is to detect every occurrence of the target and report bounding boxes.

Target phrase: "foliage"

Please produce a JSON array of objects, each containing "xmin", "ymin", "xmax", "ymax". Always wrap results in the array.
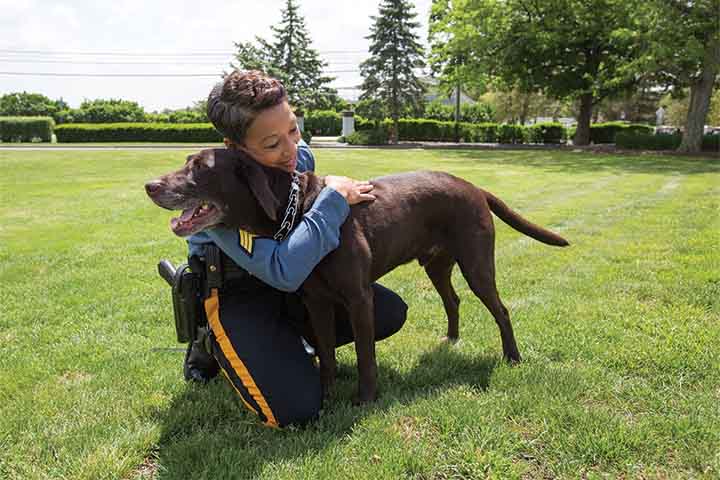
[
  {"xmin": 70, "ymin": 99, "xmax": 147, "ymax": 123},
  {"xmin": 359, "ymin": 0, "xmax": 426, "ymax": 139},
  {"xmin": 661, "ymin": 89, "xmax": 720, "ymax": 127},
  {"xmin": 0, "ymin": 116, "xmax": 55, "ymax": 142},
  {"xmin": 305, "ymin": 110, "xmax": 342, "ymax": 136},
  {"xmin": 430, "ymin": 0, "xmax": 644, "ymax": 145},
  {"xmin": 423, "ymin": 101, "xmax": 495, "ymax": 123},
  {"xmin": 635, "ymin": 0, "xmax": 720, "ymax": 152},
  {"xmin": 0, "ymin": 92, "xmax": 67, "ymax": 119},
  {"xmin": 527, "ymin": 122, "xmax": 566, "ymax": 144},
  {"xmin": 147, "ymin": 108, "xmax": 208, "ymax": 124},
  {"xmin": 55, "ymin": 123, "xmax": 222, "ymax": 142},
  {"xmin": 589, "ymin": 122, "xmax": 654, "ymax": 144},
  {"xmin": 354, "ymin": 98, "xmax": 390, "ymax": 122},
  {"xmin": 616, "ymin": 131, "xmax": 719, "ymax": 151},
  {"xmin": 231, "ymin": 0, "xmax": 340, "ymax": 111},
  {"xmin": 428, "ymin": 0, "xmax": 489, "ymax": 98},
  {"xmin": 350, "ymin": 118, "xmax": 565, "ymax": 144},
  {"xmin": 345, "ymin": 128, "xmax": 390, "ymax": 145}
]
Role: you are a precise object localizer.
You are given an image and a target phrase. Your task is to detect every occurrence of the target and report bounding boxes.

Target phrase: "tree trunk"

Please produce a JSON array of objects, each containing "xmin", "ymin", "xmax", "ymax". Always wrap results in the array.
[
  {"xmin": 678, "ymin": 36, "xmax": 720, "ymax": 153},
  {"xmin": 454, "ymin": 83, "xmax": 461, "ymax": 142},
  {"xmin": 574, "ymin": 93, "xmax": 594, "ymax": 146},
  {"xmin": 519, "ymin": 93, "xmax": 530, "ymax": 126}
]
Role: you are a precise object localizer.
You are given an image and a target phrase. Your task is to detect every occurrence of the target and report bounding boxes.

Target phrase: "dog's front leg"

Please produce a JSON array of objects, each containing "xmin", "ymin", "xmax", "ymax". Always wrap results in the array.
[
  {"xmin": 347, "ymin": 287, "xmax": 377, "ymax": 405},
  {"xmin": 302, "ymin": 296, "xmax": 337, "ymax": 397}
]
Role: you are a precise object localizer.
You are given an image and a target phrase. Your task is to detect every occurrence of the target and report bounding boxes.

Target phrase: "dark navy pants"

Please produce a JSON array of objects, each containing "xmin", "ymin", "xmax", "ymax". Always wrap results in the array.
[{"xmin": 205, "ymin": 282, "xmax": 407, "ymax": 428}]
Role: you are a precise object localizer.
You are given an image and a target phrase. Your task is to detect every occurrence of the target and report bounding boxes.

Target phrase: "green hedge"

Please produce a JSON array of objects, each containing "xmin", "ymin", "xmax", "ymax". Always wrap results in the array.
[
  {"xmin": 528, "ymin": 122, "xmax": 566, "ymax": 144},
  {"xmin": 348, "ymin": 119, "xmax": 569, "ymax": 144},
  {"xmin": 588, "ymin": 122, "xmax": 654, "ymax": 144},
  {"xmin": 0, "ymin": 116, "xmax": 54, "ymax": 142},
  {"xmin": 304, "ymin": 111, "xmax": 342, "ymax": 136},
  {"xmin": 346, "ymin": 128, "xmax": 389, "ymax": 145},
  {"xmin": 301, "ymin": 129, "xmax": 312, "ymax": 145},
  {"xmin": 616, "ymin": 132, "xmax": 720, "ymax": 152},
  {"xmin": 55, "ymin": 123, "xmax": 222, "ymax": 142}
]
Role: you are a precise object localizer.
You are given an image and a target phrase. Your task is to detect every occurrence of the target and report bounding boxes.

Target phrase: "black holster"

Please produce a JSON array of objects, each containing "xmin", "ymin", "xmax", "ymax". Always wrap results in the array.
[{"xmin": 158, "ymin": 259, "xmax": 205, "ymax": 343}]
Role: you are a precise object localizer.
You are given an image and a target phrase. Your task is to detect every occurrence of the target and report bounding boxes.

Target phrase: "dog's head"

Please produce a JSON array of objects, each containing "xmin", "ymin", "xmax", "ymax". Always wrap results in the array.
[{"xmin": 145, "ymin": 148, "xmax": 284, "ymax": 237}]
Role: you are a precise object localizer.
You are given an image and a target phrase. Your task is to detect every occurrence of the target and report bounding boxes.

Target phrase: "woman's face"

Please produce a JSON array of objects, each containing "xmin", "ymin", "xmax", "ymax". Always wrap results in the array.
[{"xmin": 237, "ymin": 100, "xmax": 301, "ymax": 173}]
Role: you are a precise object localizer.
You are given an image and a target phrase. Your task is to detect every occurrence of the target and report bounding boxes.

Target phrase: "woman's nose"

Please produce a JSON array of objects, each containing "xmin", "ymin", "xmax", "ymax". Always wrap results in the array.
[{"xmin": 284, "ymin": 136, "xmax": 298, "ymax": 156}]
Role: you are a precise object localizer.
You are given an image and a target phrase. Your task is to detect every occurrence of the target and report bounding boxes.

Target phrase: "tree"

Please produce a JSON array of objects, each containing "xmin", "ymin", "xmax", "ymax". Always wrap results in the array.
[
  {"xmin": 73, "ymin": 99, "xmax": 146, "ymax": 123},
  {"xmin": 231, "ymin": 0, "xmax": 340, "ymax": 111},
  {"xmin": 360, "ymin": 0, "xmax": 426, "ymax": 142},
  {"xmin": 431, "ymin": 0, "xmax": 643, "ymax": 145},
  {"xmin": 637, "ymin": 0, "xmax": 720, "ymax": 152},
  {"xmin": 0, "ymin": 92, "xmax": 65, "ymax": 117}
]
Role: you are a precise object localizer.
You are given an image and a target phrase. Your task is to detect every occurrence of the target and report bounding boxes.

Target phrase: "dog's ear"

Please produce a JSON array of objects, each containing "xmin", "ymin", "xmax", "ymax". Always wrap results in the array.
[{"xmin": 242, "ymin": 161, "xmax": 281, "ymax": 222}]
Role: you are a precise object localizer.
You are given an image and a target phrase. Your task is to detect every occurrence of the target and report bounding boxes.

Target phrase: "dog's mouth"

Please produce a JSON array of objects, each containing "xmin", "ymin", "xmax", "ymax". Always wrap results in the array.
[{"xmin": 170, "ymin": 202, "xmax": 222, "ymax": 237}]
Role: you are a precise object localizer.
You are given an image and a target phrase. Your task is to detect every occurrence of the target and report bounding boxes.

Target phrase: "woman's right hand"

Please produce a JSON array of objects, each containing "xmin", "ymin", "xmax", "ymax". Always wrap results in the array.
[{"xmin": 325, "ymin": 175, "xmax": 376, "ymax": 205}]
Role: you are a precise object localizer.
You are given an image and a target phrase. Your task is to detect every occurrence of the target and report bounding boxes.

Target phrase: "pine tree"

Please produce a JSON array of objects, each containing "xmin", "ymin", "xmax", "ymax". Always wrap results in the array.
[
  {"xmin": 360, "ymin": 0, "xmax": 426, "ymax": 142},
  {"xmin": 231, "ymin": 0, "xmax": 339, "ymax": 111}
]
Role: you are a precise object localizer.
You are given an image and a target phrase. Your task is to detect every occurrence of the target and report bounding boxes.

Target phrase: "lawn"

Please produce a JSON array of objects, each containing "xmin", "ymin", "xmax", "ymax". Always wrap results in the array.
[{"xmin": 1, "ymin": 148, "xmax": 718, "ymax": 479}]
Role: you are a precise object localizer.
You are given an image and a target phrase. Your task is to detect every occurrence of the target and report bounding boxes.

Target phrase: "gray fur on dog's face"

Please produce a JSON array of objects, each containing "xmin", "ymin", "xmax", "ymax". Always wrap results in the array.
[{"xmin": 145, "ymin": 148, "xmax": 282, "ymax": 237}]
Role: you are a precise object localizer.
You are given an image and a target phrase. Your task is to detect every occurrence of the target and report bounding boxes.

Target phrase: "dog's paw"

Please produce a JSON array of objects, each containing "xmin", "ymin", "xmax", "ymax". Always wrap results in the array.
[{"xmin": 440, "ymin": 335, "xmax": 460, "ymax": 345}]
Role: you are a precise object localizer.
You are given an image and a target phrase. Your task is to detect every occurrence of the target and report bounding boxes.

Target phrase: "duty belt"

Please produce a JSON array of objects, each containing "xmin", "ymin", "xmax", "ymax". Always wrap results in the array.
[{"xmin": 196, "ymin": 244, "xmax": 258, "ymax": 296}]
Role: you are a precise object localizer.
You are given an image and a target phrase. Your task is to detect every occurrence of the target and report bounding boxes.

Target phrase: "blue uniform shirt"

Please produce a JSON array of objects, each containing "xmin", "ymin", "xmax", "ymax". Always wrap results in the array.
[{"xmin": 187, "ymin": 140, "xmax": 349, "ymax": 292}]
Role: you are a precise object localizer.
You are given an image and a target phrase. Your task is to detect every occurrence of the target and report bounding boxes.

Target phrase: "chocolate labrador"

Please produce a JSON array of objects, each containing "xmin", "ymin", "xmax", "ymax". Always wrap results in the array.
[{"xmin": 145, "ymin": 148, "xmax": 569, "ymax": 404}]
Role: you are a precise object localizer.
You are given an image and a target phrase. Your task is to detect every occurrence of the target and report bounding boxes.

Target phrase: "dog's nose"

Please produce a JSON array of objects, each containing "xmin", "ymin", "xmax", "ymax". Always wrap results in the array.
[{"xmin": 145, "ymin": 181, "xmax": 163, "ymax": 196}]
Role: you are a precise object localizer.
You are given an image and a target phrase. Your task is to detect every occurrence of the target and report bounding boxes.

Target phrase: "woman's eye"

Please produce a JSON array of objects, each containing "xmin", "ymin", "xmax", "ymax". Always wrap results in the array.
[{"xmin": 266, "ymin": 142, "xmax": 279, "ymax": 149}]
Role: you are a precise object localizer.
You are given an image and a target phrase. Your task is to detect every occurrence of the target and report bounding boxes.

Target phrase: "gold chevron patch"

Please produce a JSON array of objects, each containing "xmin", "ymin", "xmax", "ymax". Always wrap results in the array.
[{"xmin": 237, "ymin": 229, "xmax": 257, "ymax": 255}]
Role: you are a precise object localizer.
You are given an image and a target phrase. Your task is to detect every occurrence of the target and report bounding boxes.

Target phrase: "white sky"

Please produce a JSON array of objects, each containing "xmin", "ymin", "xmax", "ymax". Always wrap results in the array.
[{"xmin": 0, "ymin": 0, "xmax": 434, "ymax": 111}]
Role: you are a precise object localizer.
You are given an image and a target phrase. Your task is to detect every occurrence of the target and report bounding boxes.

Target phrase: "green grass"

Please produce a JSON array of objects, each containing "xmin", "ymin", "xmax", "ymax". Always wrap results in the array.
[{"xmin": 1, "ymin": 148, "xmax": 718, "ymax": 479}]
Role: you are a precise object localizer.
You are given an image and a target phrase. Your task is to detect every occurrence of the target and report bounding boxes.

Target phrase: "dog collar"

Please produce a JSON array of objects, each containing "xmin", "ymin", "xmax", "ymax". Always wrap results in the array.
[{"xmin": 273, "ymin": 171, "xmax": 301, "ymax": 241}]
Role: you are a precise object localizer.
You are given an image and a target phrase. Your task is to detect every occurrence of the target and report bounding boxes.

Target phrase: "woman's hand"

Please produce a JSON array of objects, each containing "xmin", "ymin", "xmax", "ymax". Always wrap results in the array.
[{"xmin": 325, "ymin": 175, "xmax": 376, "ymax": 205}]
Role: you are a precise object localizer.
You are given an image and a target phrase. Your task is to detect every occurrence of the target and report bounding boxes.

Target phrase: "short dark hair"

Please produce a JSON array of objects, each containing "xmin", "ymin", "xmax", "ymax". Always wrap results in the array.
[{"xmin": 207, "ymin": 70, "xmax": 288, "ymax": 144}]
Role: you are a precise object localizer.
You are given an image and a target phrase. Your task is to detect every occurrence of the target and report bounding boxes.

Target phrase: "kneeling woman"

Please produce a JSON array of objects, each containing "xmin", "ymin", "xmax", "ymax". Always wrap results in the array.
[{"xmin": 184, "ymin": 70, "xmax": 408, "ymax": 427}]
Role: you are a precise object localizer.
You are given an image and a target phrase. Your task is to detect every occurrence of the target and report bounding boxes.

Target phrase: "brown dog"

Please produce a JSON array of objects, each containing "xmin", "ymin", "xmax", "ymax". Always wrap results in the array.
[{"xmin": 146, "ymin": 148, "xmax": 569, "ymax": 404}]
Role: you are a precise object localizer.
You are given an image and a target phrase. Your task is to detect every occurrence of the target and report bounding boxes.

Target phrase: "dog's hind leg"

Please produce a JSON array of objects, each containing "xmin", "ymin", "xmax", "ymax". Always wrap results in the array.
[
  {"xmin": 424, "ymin": 252, "xmax": 460, "ymax": 342},
  {"xmin": 456, "ymin": 233, "xmax": 521, "ymax": 363}
]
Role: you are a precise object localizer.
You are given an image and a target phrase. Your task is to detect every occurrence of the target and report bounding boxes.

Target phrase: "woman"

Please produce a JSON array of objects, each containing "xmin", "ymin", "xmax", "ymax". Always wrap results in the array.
[{"xmin": 185, "ymin": 70, "xmax": 407, "ymax": 427}]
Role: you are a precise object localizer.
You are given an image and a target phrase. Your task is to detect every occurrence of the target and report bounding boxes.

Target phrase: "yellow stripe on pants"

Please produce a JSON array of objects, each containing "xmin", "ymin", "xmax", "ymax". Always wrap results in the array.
[{"xmin": 205, "ymin": 289, "xmax": 279, "ymax": 428}]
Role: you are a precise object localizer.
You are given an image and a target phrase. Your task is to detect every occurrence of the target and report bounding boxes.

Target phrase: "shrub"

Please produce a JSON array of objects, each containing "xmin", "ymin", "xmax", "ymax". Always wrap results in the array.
[
  {"xmin": 497, "ymin": 124, "xmax": 528, "ymax": 144},
  {"xmin": 590, "ymin": 122, "xmax": 653, "ymax": 144},
  {"xmin": 0, "ymin": 116, "xmax": 54, "ymax": 142},
  {"xmin": 305, "ymin": 110, "xmax": 342, "ymax": 136},
  {"xmin": 528, "ymin": 122, "xmax": 566, "ymax": 144},
  {"xmin": 346, "ymin": 128, "xmax": 389, "ymax": 145},
  {"xmin": 397, "ymin": 119, "xmax": 456, "ymax": 141},
  {"xmin": 301, "ymin": 129, "xmax": 312, "ymax": 145},
  {"xmin": 423, "ymin": 101, "xmax": 494, "ymax": 123},
  {"xmin": 55, "ymin": 123, "xmax": 222, "ymax": 142},
  {"xmin": 703, "ymin": 133, "xmax": 719, "ymax": 152},
  {"xmin": 464, "ymin": 123, "xmax": 499, "ymax": 142},
  {"xmin": 616, "ymin": 132, "xmax": 720, "ymax": 152}
]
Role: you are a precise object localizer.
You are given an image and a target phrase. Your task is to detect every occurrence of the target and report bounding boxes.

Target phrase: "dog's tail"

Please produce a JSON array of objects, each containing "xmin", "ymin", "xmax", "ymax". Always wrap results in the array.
[{"xmin": 484, "ymin": 191, "xmax": 570, "ymax": 247}]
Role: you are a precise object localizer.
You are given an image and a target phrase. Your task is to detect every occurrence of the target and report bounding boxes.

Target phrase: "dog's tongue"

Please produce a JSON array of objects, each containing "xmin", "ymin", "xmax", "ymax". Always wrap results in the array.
[
  {"xmin": 178, "ymin": 207, "xmax": 196, "ymax": 222},
  {"xmin": 170, "ymin": 207, "xmax": 198, "ymax": 235}
]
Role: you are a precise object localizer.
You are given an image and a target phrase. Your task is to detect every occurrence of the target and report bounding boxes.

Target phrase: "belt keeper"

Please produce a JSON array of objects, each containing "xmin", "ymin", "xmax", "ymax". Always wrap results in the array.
[{"xmin": 205, "ymin": 245, "xmax": 224, "ymax": 291}]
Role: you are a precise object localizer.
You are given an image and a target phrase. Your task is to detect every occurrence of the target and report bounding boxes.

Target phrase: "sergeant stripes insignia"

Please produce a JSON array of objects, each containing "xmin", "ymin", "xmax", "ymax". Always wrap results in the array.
[{"xmin": 238, "ymin": 229, "xmax": 257, "ymax": 255}]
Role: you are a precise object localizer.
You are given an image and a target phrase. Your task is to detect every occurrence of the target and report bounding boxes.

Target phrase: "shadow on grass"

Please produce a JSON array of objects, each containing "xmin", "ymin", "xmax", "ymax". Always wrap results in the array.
[
  {"xmin": 150, "ymin": 343, "xmax": 499, "ymax": 478},
  {"xmin": 441, "ymin": 150, "xmax": 720, "ymax": 175}
]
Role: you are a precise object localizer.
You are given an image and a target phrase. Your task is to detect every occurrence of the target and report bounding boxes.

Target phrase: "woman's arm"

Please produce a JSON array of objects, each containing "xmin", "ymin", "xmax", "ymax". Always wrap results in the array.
[{"xmin": 190, "ymin": 186, "xmax": 349, "ymax": 292}]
